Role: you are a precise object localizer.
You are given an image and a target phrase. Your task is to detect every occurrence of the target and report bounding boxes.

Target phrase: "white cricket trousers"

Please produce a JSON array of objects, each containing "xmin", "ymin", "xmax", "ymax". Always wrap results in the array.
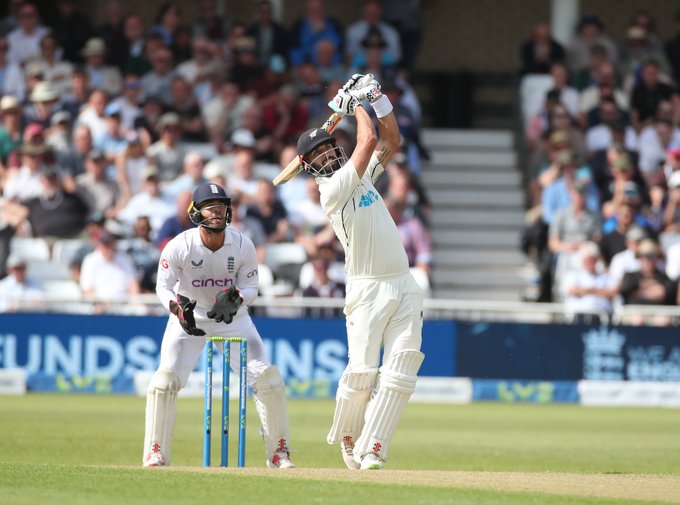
[{"xmin": 344, "ymin": 271, "xmax": 423, "ymax": 371}]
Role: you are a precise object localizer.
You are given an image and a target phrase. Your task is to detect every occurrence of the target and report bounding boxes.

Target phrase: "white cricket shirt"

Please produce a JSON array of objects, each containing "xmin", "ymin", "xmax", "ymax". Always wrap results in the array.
[
  {"xmin": 156, "ymin": 227, "xmax": 259, "ymax": 320},
  {"xmin": 317, "ymin": 154, "xmax": 409, "ymax": 279}
]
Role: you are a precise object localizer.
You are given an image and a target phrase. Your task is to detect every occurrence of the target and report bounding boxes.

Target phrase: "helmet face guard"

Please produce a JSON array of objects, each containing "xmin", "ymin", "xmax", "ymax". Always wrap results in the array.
[
  {"xmin": 302, "ymin": 144, "xmax": 348, "ymax": 177},
  {"xmin": 188, "ymin": 200, "xmax": 232, "ymax": 232}
]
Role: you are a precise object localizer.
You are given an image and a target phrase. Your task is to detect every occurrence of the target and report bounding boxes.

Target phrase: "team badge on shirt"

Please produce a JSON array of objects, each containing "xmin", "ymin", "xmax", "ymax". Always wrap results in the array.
[{"xmin": 227, "ymin": 256, "xmax": 235, "ymax": 273}]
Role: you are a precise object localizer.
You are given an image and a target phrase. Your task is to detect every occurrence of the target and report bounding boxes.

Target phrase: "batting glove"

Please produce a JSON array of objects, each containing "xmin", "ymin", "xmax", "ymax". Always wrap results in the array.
[
  {"xmin": 328, "ymin": 89, "xmax": 360, "ymax": 116},
  {"xmin": 341, "ymin": 73, "xmax": 364, "ymax": 92},
  {"xmin": 349, "ymin": 74, "xmax": 382, "ymax": 103}
]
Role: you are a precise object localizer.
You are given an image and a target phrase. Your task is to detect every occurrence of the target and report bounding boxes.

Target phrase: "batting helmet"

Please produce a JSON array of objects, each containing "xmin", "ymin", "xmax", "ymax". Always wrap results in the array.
[{"xmin": 297, "ymin": 128, "xmax": 347, "ymax": 177}]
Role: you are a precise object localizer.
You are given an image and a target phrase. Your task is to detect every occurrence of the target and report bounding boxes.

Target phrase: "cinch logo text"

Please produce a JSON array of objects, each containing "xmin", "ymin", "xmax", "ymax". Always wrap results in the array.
[{"xmin": 191, "ymin": 277, "xmax": 234, "ymax": 287}]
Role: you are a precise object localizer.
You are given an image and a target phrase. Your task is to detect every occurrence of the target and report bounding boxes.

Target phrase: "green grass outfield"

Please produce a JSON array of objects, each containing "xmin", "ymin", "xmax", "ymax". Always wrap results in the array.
[{"xmin": 1, "ymin": 395, "xmax": 679, "ymax": 504}]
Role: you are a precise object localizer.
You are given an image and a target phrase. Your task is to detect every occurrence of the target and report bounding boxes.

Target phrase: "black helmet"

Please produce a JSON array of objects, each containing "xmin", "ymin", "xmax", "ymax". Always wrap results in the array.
[
  {"xmin": 297, "ymin": 128, "xmax": 346, "ymax": 177},
  {"xmin": 188, "ymin": 182, "xmax": 232, "ymax": 232},
  {"xmin": 297, "ymin": 128, "xmax": 335, "ymax": 157}
]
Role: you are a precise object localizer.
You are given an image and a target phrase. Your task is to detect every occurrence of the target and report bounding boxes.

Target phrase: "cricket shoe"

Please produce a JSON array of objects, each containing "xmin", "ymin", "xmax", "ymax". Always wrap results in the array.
[
  {"xmin": 143, "ymin": 451, "xmax": 165, "ymax": 467},
  {"xmin": 267, "ymin": 449, "xmax": 296, "ymax": 469},
  {"xmin": 359, "ymin": 452, "xmax": 384, "ymax": 470},
  {"xmin": 340, "ymin": 437, "xmax": 360, "ymax": 470}
]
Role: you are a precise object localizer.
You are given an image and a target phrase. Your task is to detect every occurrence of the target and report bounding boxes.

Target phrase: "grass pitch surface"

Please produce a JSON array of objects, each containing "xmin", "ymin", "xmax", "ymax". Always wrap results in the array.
[{"xmin": 1, "ymin": 395, "xmax": 679, "ymax": 504}]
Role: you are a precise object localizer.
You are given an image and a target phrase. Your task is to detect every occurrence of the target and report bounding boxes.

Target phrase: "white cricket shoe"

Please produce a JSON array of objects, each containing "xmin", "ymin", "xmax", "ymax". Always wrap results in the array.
[
  {"xmin": 143, "ymin": 452, "xmax": 165, "ymax": 467},
  {"xmin": 267, "ymin": 449, "xmax": 296, "ymax": 469},
  {"xmin": 340, "ymin": 438, "xmax": 360, "ymax": 470},
  {"xmin": 359, "ymin": 452, "xmax": 384, "ymax": 470}
]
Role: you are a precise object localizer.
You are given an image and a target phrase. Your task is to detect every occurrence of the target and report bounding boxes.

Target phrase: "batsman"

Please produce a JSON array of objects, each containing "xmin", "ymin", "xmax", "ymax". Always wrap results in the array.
[
  {"xmin": 295, "ymin": 74, "xmax": 425, "ymax": 470},
  {"xmin": 142, "ymin": 182, "xmax": 295, "ymax": 469}
]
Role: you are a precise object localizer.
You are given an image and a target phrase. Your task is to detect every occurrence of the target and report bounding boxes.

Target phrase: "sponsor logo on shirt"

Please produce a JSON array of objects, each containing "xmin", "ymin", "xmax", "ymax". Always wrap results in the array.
[
  {"xmin": 191, "ymin": 277, "xmax": 235, "ymax": 287},
  {"xmin": 191, "ymin": 259, "xmax": 204, "ymax": 269},
  {"xmin": 358, "ymin": 190, "xmax": 380, "ymax": 208}
]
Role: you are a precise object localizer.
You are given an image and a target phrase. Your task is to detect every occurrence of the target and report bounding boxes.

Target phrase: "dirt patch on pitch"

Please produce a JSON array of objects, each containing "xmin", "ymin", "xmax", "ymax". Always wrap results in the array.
[{"xmin": 163, "ymin": 467, "xmax": 680, "ymax": 503}]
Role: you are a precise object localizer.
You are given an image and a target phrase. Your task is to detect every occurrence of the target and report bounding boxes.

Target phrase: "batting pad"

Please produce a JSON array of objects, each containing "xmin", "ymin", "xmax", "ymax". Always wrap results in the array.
[
  {"xmin": 143, "ymin": 368, "xmax": 180, "ymax": 465},
  {"xmin": 353, "ymin": 350, "xmax": 425, "ymax": 462},
  {"xmin": 326, "ymin": 369, "xmax": 378, "ymax": 444},
  {"xmin": 252, "ymin": 365, "xmax": 291, "ymax": 461}
]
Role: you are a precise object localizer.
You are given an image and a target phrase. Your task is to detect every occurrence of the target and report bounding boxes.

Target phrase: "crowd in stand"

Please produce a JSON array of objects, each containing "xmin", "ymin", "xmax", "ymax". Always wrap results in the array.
[
  {"xmin": 519, "ymin": 9, "xmax": 680, "ymax": 322},
  {"xmin": 0, "ymin": 0, "xmax": 432, "ymax": 312}
]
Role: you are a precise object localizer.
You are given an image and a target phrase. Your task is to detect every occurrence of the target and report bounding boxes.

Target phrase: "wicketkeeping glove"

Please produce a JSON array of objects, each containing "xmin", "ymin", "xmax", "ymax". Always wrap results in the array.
[
  {"xmin": 328, "ymin": 89, "xmax": 360, "ymax": 116},
  {"xmin": 207, "ymin": 285, "xmax": 243, "ymax": 324},
  {"xmin": 169, "ymin": 294, "xmax": 206, "ymax": 336}
]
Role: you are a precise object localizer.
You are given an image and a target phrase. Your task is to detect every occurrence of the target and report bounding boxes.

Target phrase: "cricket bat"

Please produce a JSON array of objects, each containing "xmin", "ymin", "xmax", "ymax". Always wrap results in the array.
[{"xmin": 272, "ymin": 112, "xmax": 343, "ymax": 185}]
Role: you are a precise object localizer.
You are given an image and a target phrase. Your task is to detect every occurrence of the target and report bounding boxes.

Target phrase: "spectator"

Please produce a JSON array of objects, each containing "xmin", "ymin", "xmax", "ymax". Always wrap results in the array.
[
  {"xmin": 93, "ymin": 0, "xmax": 126, "ymax": 68},
  {"xmin": 33, "ymin": 33, "xmax": 73, "ymax": 95},
  {"xmin": 100, "ymin": 102, "xmax": 128, "ymax": 161},
  {"xmin": 609, "ymin": 225, "xmax": 647, "ymax": 285},
  {"xmin": 162, "ymin": 150, "xmax": 206, "ymax": 199},
  {"xmin": 290, "ymin": 175, "xmax": 335, "ymax": 258},
  {"xmin": 0, "ymin": 254, "xmax": 44, "ymax": 312},
  {"xmin": 175, "ymin": 36, "xmax": 218, "ymax": 87},
  {"xmin": 79, "ymin": 230, "xmax": 140, "ymax": 301},
  {"xmin": 314, "ymin": 38, "xmax": 346, "ymax": 84},
  {"xmin": 664, "ymin": 11, "xmax": 680, "ymax": 85},
  {"xmin": 134, "ymin": 94, "xmax": 164, "ymax": 146},
  {"xmin": 50, "ymin": 0, "xmax": 92, "ymax": 64},
  {"xmin": 3, "ymin": 138, "xmax": 50, "ymax": 202},
  {"xmin": 116, "ymin": 164, "xmax": 175, "ymax": 237},
  {"xmin": 21, "ymin": 167, "xmax": 89, "ymax": 239},
  {"xmin": 345, "ymin": 0, "xmax": 401, "ymax": 66},
  {"xmin": 299, "ymin": 240, "xmax": 346, "ymax": 316},
  {"xmin": 60, "ymin": 67, "xmax": 90, "ymax": 120},
  {"xmin": 247, "ymin": 0, "xmax": 291, "ymax": 65},
  {"xmin": 81, "ymin": 37, "xmax": 123, "ymax": 96},
  {"xmin": 585, "ymin": 102, "xmax": 637, "ymax": 156},
  {"xmin": 203, "ymin": 80, "xmax": 254, "ymax": 148},
  {"xmin": 0, "ymin": 0, "xmax": 23, "ymax": 37},
  {"xmin": 619, "ymin": 26, "xmax": 672, "ymax": 94},
  {"xmin": 665, "ymin": 239, "xmax": 680, "ymax": 281},
  {"xmin": 120, "ymin": 14, "xmax": 149, "ymax": 75},
  {"xmin": 228, "ymin": 193, "xmax": 267, "ymax": 264},
  {"xmin": 602, "ymin": 179, "xmax": 655, "ymax": 234},
  {"xmin": 349, "ymin": 27, "xmax": 397, "ymax": 85},
  {"xmin": 119, "ymin": 215, "xmax": 160, "ymax": 292},
  {"xmin": 519, "ymin": 21, "xmax": 565, "ymax": 76},
  {"xmin": 24, "ymin": 81, "xmax": 61, "ymax": 130},
  {"xmin": 55, "ymin": 124, "xmax": 91, "ymax": 182},
  {"xmin": 146, "ymin": 112, "xmax": 185, "ymax": 182},
  {"xmin": 230, "ymin": 36, "xmax": 265, "ymax": 92},
  {"xmin": 193, "ymin": 0, "xmax": 230, "ymax": 42},
  {"xmin": 75, "ymin": 89, "xmax": 108, "ymax": 149},
  {"xmin": 0, "ymin": 34, "xmax": 25, "ymax": 100},
  {"xmin": 638, "ymin": 118, "xmax": 680, "ymax": 182},
  {"xmin": 629, "ymin": 59, "xmax": 677, "ymax": 132},
  {"xmin": 155, "ymin": 190, "xmax": 195, "ymax": 251},
  {"xmin": 0, "ymin": 95, "xmax": 22, "ymax": 166},
  {"xmin": 563, "ymin": 241, "xmax": 617, "ymax": 324},
  {"xmin": 660, "ymin": 171, "xmax": 680, "ymax": 252},
  {"xmin": 6, "ymin": 2, "xmax": 49, "ymax": 65},
  {"xmin": 245, "ymin": 178, "xmax": 290, "ymax": 243},
  {"xmin": 108, "ymin": 74, "xmax": 143, "ymax": 132},
  {"xmin": 276, "ymin": 144, "xmax": 308, "ymax": 214},
  {"xmin": 261, "ymin": 83, "xmax": 308, "ymax": 154},
  {"xmin": 151, "ymin": 2, "xmax": 182, "ymax": 47},
  {"xmin": 75, "ymin": 149, "xmax": 120, "ymax": 216},
  {"xmin": 566, "ymin": 14, "xmax": 617, "ymax": 76},
  {"xmin": 168, "ymin": 76, "xmax": 208, "ymax": 142},
  {"xmin": 578, "ymin": 61, "xmax": 629, "ymax": 126},
  {"xmin": 45, "ymin": 110, "xmax": 72, "ymax": 155},
  {"xmin": 141, "ymin": 47, "xmax": 176, "ymax": 106},
  {"xmin": 289, "ymin": 0, "xmax": 343, "ymax": 67},
  {"xmin": 599, "ymin": 203, "xmax": 637, "ymax": 267},
  {"xmin": 619, "ymin": 238, "xmax": 679, "ymax": 307},
  {"xmin": 226, "ymin": 128, "xmax": 259, "ymax": 202}
]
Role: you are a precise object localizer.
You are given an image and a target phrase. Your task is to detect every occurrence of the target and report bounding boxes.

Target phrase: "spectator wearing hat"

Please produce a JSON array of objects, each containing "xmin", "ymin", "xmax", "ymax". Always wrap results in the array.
[
  {"xmin": 231, "ymin": 36, "xmax": 266, "ymax": 92},
  {"xmin": 162, "ymin": 150, "xmax": 206, "ymax": 200},
  {"xmin": 345, "ymin": 0, "xmax": 400, "ymax": 66},
  {"xmin": 79, "ymin": 230, "xmax": 140, "ymax": 303},
  {"xmin": 0, "ymin": 254, "xmax": 44, "ymax": 312},
  {"xmin": 0, "ymin": 34, "xmax": 26, "ymax": 100},
  {"xmin": 82, "ymin": 37, "xmax": 123, "ymax": 96},
  {"xmin": 289, "ymin": 0, "xmax": 343, "ymax": 67},
  {"xmin": 24, "ymin": 80, "xmax": 62, "ymax": 130},
  {"xmin": 141, "ymin": 47, "xmax": 176, "ymax": 106},
  {"xmin": 6, "ymin": 2, "xmax": 49, "ymax": 65},
  {"xmin": 566, "ymin": 14, "xmax": 617, "ymax": 76},
  {"xmin": 20, "ymin": 167, "xmax": 89, "ymax": 239},
  {"xmin": 226, "ymin": 128, "xmax": 259, "ymax": 203},
  {"xmin": 33, "ymin": 33, "xmax": 73, "ymax": 95},
  {"xmin": 619, "ymin": 239, "xmax": 679, "ymax": 312},
  {"xmin": 602, "ymin": 179, "xmax": 655, "ymax": 234},
  {"xmin": 115, "ymin": 131, "xmax": 147, "ymax": 205},
  {"xmin": 75, "ymin": 149, "xmax": 120, "ymax": 216},
  {"xmin": 3, "ymin": 127, "xmax": 51, "ymax": 202},
  {"xmin": 519, "ymin": 21, "xmax": 565, "ymax": 76},
  {"xmin": 146, "ymin": 112, "xmax": 184, "ymax": 181},
  {"xmin": 562, "ymin": 241, "xmax": 617, "ymax": 324},
  {"xmin": 50, "ymin": 0, "xmax": 92, "ymax": 64},
  {"xmin": 619, "ymin": 25, "xmax": 672, "ymax": 95},
  {"xmin": 116, "ymin": 164, "xmax": 175, "ymax": 237},
  {"xmin": 349, "ymin": 27, "xmax": 399, "ymax": 86},
  {"xmin": 75, "ymin": 89, "xmax": 108, "ymax": 149},
  {"xmin": 108, "ymin": 74, "xmax": 143, "ymax": 132},
  {"xmin": 168, "ymin": 76, "xmax": 208, "ymax": 142},
  {"xmin": 0, "ymin": 95, "xmax": 22, "ymax": 165},
  {"xmin": 246, "ymin": 0, "xmax": 291, "ymax": 66},
  {"xmin": 590, "ymin": 145, "xmax": 645, "ymax": 206}
]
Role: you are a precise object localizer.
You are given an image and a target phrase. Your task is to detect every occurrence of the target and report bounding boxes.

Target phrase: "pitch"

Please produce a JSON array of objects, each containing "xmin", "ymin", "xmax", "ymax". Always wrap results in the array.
[{"xmin": 1, "ymin": 395, "xmax": 679, "ymax": 504}]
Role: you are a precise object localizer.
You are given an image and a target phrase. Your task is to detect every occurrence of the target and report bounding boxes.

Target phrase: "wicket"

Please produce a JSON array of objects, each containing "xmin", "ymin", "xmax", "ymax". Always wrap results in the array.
[{"xmin": 203, "ymin": 336, "xmax": 247, "ymax": 467}]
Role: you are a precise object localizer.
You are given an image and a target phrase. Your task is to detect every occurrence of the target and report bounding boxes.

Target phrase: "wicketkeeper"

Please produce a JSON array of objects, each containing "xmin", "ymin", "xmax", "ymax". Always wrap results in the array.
[
  {"xmin": 296, "ymin": 74, "xmax": 425, "ymax": 470},
  {"xmin": 142, "ymin": 182, "xmax": 295, "ymax": 469}
]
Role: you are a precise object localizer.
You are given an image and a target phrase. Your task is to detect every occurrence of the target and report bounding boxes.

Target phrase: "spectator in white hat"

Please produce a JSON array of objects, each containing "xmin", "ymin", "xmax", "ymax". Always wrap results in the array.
[
  {"xmin": 82, "ymin": 37, "xmax": 122, "ymax": 95},
  {"xmin": 0, "ymin": 254, "xmax": 44, "ymax": 312}
]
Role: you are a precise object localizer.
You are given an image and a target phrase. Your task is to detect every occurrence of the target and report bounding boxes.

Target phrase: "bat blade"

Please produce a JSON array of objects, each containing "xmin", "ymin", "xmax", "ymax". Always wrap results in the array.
[{"xmin": 273, "ymin": 112, "xmax": 343, "ymax": 185}]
